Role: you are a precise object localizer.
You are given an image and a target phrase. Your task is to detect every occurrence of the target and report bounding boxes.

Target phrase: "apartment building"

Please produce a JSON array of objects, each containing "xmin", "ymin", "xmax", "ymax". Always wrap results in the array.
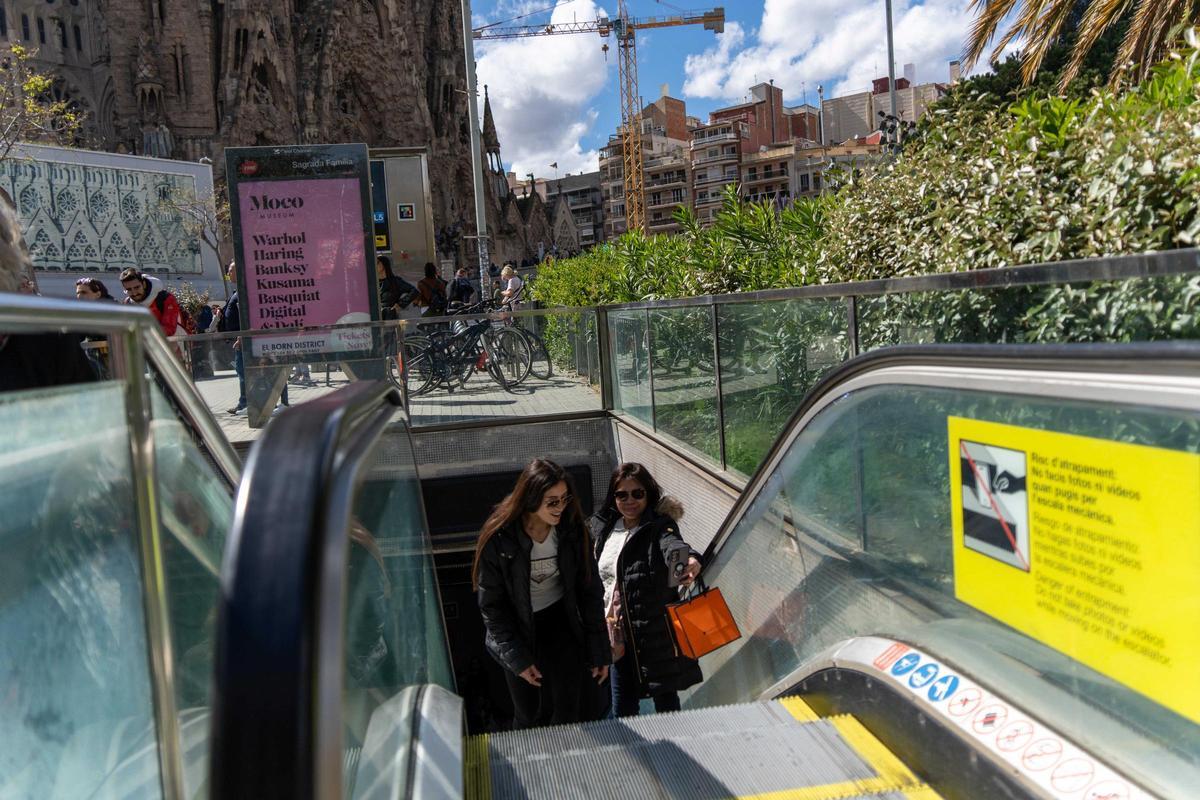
[
  {"xmin": 821, "ymin": 71, "xmax": 950, "ymax": 144},
  {"xmin": 602, "ymin": 92, "xmax": 691, "ymax": 238}
]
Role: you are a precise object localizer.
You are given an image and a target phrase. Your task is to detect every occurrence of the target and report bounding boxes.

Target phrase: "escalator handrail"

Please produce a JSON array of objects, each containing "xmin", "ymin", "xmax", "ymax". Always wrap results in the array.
[
  {"xmin": 702, "ymin": 340, "xmax": 1200, "ymax": 563},
  {"xmin": 211, "ymin": 380, "xmax": 402, "ymax": 800}
]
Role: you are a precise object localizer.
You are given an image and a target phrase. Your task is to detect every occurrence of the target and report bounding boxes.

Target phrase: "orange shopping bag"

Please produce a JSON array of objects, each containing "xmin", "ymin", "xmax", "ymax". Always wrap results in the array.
[{"xmin": 666, "ymin": 579, "xmax": 741, "ymax": 660}]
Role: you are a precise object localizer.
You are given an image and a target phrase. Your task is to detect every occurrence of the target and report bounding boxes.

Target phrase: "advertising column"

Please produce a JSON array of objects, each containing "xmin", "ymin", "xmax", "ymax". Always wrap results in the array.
[{"xmin": 225, "ymin": 144, "xmax": 379, "ymax": 422}]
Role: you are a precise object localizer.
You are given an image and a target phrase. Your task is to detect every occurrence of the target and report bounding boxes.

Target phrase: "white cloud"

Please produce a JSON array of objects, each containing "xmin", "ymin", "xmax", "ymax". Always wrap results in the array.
[
  {"xmin": 475, "ymin": 1, "xmax": 613, "ymax": 177},
  {"xmin": 683, "ymin": 0, "xmax": 976, "ymax": 106}
]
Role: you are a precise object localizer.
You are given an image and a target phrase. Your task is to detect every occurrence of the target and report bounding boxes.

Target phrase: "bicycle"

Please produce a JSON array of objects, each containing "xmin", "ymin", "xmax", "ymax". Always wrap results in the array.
[
  {"xmin": 461, "ymin": 297, "xmax": 554, "ymax": 382},
  {"xmin": 396, "ymin": 312, "xmax": 531, "ymax": 396}
]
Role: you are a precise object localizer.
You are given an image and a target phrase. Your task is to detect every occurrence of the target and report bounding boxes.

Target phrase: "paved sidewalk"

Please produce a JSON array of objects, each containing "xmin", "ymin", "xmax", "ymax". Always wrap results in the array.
[{"xmin": 193, "ymin": 367, "xmax": 601, "ymax": 444}]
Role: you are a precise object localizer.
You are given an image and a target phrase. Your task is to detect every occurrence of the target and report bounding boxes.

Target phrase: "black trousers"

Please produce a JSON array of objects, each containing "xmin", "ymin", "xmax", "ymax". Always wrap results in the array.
[
  {"xmin": 611, "ymin": 653, "xmax": 681, "ymax": 717},
  {"xmin": 502, "ymin": 601, "xmax": 586, "ymax": 729}
]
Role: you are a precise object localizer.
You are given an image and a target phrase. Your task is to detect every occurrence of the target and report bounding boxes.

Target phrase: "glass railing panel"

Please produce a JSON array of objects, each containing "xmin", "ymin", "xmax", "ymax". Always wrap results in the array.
[
  {"xmin": 690, "ymin": 380, "xmax": 1200, "ymax": 793},
  {"xmin": 404, "ymin": 308, "xmax": 601, "ymax": 427},
  {"xmin": 857, "ymin": 274, "xmax": 1200, "ymax": 349},
  {"xmin": 0, "ymin": 381, "xmax": 162, "ymax": 800},
  {"xmin": 342, "ymin": 415, "xmax": 452, "ymax": 790},
  {"xmin": 716, "ymin": 298, "xmax": 849, "ymax": 476},
  {"xmin": 149, "ymin": 385, "xmax": 233, "ymax": 799},
  {"xmin": 180, "ymin": 309, "xmax": 602, "ymax": 439},
  {"xmin": 650, "ymin": 306, "xmax": 721, "ymax": 465},
  {"xmin": 608, "ymin": 309, "xmax": 652, "ymax": 426}
]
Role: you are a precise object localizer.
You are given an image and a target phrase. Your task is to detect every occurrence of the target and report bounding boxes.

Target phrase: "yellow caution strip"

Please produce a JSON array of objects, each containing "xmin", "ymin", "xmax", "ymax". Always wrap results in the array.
[
  {"xmin": 464, "ymin": 734, "xmax": 491, "ymax": 800},
  {"xmin": 903, "ymin": 787, "xmax": 945, "ymax": 799},
  {"xmin": 828, "ymin": 714, "xmax": 919, "ymax": 789},
  {"xmin": 738, "ymin": 779, "xmax": 941, "ymax": 799},
  {"xmin": 778, "ymin": 696, "xmax": 820, "ymax": 722}
]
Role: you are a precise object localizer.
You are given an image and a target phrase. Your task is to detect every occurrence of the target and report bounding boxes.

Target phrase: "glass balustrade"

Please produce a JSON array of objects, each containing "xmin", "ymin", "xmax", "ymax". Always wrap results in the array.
[{"xmin": 688, "ymin": 376, "xmax": 1200, "ymax": 796}]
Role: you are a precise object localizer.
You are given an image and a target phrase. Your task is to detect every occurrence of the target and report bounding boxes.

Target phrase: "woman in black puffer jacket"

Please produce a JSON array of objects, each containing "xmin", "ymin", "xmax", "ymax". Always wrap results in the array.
[{"xmin": 587, "ymin": 463, "xmax": 703, "ymax": 717}]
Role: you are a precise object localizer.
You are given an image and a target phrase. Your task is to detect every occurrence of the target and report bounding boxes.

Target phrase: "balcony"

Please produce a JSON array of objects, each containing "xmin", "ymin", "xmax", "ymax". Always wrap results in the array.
[
  {"xmin": 647, "ymin": 194, "xmax": 687, "ymax": 210},
  {"xmin": 742, "ymin": 169, "xmax": 789, "ymax": 185},
  {"xmin": 692, "ymin": 150, "xmax": 739, "ymax": 166},
  {"xmin": 693, "ymin": 172, "xmax": 737, "ymax": 188},
  {"xmin": 648, "ymin": 217, "xmax": 681, "ymax": 231},
  {"xmin": 568, "ymin": 196, "xmax": 594, "ymax": 208},
  {"xmin": 645, "ymin": 173, "xmax": 687, "ymax": 189},
  {"xmin": 691, "ymin": 130, "xmax": 738, "ymax": 146}
]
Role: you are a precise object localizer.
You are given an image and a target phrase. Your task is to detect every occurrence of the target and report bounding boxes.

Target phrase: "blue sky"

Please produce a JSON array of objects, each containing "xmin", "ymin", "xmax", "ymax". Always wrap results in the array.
[{"xmin": 471, "ymin": 0, "xmax": 984, "ymax": 178}]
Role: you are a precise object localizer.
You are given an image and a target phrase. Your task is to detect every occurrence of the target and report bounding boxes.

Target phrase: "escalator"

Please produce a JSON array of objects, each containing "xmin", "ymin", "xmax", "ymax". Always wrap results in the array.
[
  {"xmin": 212, "ymin": 342, "xmax": 1200, "ymax": 799},
  {"xmin": 4, "ymin": 289, "xmax": 1196, "ymax": 800}
]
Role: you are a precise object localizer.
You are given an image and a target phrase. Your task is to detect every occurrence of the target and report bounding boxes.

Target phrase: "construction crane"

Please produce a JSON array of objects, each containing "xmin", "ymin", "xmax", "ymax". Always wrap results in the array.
[{"xmin": 474, "ymin": 3, "xmax": 725, "ymax": 235}]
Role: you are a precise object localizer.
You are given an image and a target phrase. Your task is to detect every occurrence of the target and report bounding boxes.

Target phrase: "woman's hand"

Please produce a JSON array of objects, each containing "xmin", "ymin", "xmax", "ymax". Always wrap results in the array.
[
  {"xmin": 679, "ymin": 557, "xmax": 702, "ymax": 586},
  {"xmin": 591, "ymin": 665, "xmax": 609, "ymax": 684},
  {"xmin": 518, "ymin": 664, "xmax": 543, "ymax": 686}
]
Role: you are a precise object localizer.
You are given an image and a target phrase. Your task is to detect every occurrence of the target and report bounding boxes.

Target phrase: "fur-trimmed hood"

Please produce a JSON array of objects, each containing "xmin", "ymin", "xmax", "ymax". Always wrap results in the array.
[
  {"xmin": 656, "ymin": 495, "xmax": 684, "ymax": 522},
  {"xmin": 129, "ymin": 274, "xmax": 165, "ymax": 308}
]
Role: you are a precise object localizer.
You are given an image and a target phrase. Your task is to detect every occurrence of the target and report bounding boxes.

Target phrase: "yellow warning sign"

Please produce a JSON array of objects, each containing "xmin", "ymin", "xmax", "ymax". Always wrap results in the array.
[
  {"xmin": 948, "ymin": 417, "xmax": 1200, "ymax": 725},
  {"xmin": 374, "ymin": 234, "xmax": 388, "ymax": 248}
]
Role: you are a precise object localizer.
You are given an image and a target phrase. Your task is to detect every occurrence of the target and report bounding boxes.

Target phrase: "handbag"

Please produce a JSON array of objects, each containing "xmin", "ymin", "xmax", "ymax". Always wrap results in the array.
[{"xmin": 665, "ymin": 578, "xmax": 741, "ymax": 660}]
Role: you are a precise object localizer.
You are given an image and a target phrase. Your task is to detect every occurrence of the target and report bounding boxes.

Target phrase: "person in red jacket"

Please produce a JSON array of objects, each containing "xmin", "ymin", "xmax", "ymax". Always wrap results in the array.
[{"xmin": 119, "ymin": 267, "xmax": 181, "ymax": 337}]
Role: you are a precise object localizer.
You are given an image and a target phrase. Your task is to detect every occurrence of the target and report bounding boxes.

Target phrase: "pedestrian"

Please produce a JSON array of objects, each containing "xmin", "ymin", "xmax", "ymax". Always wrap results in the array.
[
  {"xmin": 448, "ymin": 267, "xmax": 476, "ymax": 308},
  {"xmin": 119, "ymin": 267, "xmax": 181, "ymax": 337},
  {"xmin": 473, "ymin": 458, "xmax": 609, "ymax": 729},
  {"xmin": 376, "ymin": 255, "xmax": 416, "ymax": 320},
  {"xmin": 415, "ymin": 262, "xmax": 447, "ymax": 317},
  {"xmin": 196, "ymin": 301, "xmax": 214, "ymax": 334},
  {"xmin": 206, "ymin": 304, "xmax": 222, "ymax": 333},
  {"xmin": 586, "ymin": 462, "xmax": 703, "ymax": 718},
  {"xmin": 499, "ymin": 265, "xmax": 523, "ymax": 310},
  {"xmin": 74, "ymin": 278, "xmax": 118, "ymax": 302},
  {"xmin": 219, "ymin": 262, "xmax": 247, "ymax": 415}
]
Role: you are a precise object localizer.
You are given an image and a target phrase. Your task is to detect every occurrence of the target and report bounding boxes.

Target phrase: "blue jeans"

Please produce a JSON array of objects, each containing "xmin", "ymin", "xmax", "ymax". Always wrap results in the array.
[{"xmin": 610, "ymin": 653, "xmax": 680, "ymax": 717}]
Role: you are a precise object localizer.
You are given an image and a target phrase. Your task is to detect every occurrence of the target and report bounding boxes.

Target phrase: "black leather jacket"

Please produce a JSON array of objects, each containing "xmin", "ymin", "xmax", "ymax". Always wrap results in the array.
[
  {"xmin": 476, "ymin": 519, "xmax": 608, "ymax": 675},
  {"xmin": 587, "ymin": 502, "xmax": 703, "ymax": 695}
]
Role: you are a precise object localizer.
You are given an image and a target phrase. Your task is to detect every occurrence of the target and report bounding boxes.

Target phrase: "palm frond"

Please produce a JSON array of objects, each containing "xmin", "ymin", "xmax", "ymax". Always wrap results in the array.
[
  {"xmin": 964, "ymin": 0, "xmax": 1024, "ymax": 69},
  {"xmin": 1058, "ymin": 0, "xmax": 1134, "ymax": 88}
]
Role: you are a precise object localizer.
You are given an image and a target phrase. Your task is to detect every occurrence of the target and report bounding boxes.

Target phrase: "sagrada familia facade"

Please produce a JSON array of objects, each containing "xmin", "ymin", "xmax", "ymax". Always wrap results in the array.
[{"xmin": 16, "ymin": 0, "xmax": 576, "ymax": 265}]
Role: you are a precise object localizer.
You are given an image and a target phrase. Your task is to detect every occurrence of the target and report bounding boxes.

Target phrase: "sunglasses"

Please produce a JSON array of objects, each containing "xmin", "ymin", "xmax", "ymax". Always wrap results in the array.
[
  {"xmin": 75, "ymin": 278, "xmax": 93, "ymax": 285},
  {"xmin": 544, "ymin": 494, "xmax": 572, "ymax": 510},
  {"xmin": 614, "ymin": 489, "xmax": 646, "ymax": 501}
]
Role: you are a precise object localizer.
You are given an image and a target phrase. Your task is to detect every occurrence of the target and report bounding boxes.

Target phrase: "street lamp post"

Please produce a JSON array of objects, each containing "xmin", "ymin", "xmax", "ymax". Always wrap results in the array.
[
  {"xmin": 884, "ymin": 0, "xmax": 898, "ymax": 122},
  {"xmin": 460, "ymin": 0, "xmax": 491, "ymax": 294}
]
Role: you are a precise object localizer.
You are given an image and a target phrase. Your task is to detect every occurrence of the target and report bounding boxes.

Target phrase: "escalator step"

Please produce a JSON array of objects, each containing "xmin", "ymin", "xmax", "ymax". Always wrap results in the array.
[
  {"xmin": 465, "ymin": 700, "xmax": 935, "ymax": 800},
  {"xmin": 779, "ymin": 696, "xmax": 821, "ymax": 722}
]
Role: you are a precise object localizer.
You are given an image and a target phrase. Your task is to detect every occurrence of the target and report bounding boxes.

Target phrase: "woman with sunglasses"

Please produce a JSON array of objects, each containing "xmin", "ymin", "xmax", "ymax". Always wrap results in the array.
[
  {"xmin": 472, "ymin": 458, "xmax": 609, "ymax": 729},
  {"xmin": 588, "ymin": 462, "xmax": 703, "ymax": 717}
]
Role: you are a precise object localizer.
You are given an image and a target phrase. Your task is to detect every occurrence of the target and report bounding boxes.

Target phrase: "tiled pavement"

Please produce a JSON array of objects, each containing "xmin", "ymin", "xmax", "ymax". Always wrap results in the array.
[{"xmin": 193, "ymin": 367, "xmax": 602, "ymax": 444}]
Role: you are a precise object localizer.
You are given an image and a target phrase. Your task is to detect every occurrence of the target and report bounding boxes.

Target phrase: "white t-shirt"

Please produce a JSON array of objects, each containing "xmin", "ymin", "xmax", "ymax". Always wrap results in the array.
[
  {"xmin": 504, "ymin": 275, "xmax": 523, "ymax": 307},
  {"xmin": 528, "ymin": 527, "xmax": 564, "ymax": 612},
  {"xmin": 598, "ymin": 522, "xmax": 631, "ymax": 609}
]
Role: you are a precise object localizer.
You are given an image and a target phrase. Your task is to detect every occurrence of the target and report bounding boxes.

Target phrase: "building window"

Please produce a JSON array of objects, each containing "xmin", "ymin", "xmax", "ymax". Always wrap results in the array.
[
  {"xmin": 58, "ymin": 19, "xmax": 66, "ymax": 48},
  {"xmin": 800, "ymin": 173, "xmax": 810, "ymax": 192},
  {"xmin": 21, "ymin": 14, "xmax": 30, "ymax": 40},
  {"xmin": 0, "ymin": 9, "xmax": 7, "ymax": 37},
  {"xmin": 37, "ymin": 17, "xmax": 45, "ymax": 44},
  {"xmin": 813, "ymin": 174, "xmax": 822, "ymax": 191},
  {"xmin": 73, "ymin": 24, "xmax": 81, "ymax": 51},
  {"xmin": 671, "ymin": 188, "xmax": 683, "ymax": 204}
]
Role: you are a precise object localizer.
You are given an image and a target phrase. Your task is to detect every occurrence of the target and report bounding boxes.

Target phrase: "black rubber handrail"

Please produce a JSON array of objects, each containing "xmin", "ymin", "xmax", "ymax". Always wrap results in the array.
[
  {"xmin": 210, "ymin": 380, "xmax": 402, "ymax": 800},
  {"xmin": 702, "ymin": 340, "xmax": 1200, "ymax": 562}
]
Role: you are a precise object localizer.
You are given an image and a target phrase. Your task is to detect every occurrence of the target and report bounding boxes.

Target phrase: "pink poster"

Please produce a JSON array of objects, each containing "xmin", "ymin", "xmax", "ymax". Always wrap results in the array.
[{"xmin": 238, "ymin": 178, "xmax": 371, "ymax": 330}]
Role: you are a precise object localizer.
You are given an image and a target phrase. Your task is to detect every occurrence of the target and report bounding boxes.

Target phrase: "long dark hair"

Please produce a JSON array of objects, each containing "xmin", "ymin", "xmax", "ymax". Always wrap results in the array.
[
  {"xmin": 471, "ymin": 458, "xmax": 587, "ymax": 589},
  {"xmin": 600, "ymin": 462, "xmax": 662, "ymax": 524},
  {"xmin": 377, "ymin": 254, "xmax": 396, "ymax": 281}
]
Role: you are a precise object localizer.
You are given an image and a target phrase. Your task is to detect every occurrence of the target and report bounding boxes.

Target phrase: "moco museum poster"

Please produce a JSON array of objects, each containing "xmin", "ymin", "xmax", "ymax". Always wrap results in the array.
[{"xmin": 225, "ymin": 143, "xmax": 378, "ymax": 355}]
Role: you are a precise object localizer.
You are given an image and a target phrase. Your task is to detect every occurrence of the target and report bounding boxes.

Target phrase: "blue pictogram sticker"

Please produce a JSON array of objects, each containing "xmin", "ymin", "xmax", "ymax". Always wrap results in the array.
[
  {"xmin": 891, "ymin": 653, "xmax": 921, "ymax": 676},
  {"xmin": 909, "ymin": 663, "xmax": 939, "ymax": 688},
  {"xmin": 374, "ymin": 211, "xmax": 386, "ymax": 224},
  {"xmin": 928, "ymin": 674, "xmax": 959, "ymax": 702}
]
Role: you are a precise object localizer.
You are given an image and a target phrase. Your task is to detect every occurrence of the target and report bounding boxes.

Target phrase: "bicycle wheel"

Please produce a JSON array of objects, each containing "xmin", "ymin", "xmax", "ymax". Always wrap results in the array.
[
  {"xmin": 399, "ymin": 336, "xmax": 437, "ymax": 396},
  {"xmin": 522, "ymin": 329, "xmax": 553, "ymax": 380},
  {"xmin": 484, "ymin": 327, "xmax": 531, "ymax": 390}
]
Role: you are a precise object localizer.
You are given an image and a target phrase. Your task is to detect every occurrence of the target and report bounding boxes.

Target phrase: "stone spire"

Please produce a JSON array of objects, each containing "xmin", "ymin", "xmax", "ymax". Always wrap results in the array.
[{"xmin": 482, "ymin": 84, "xmax": 500, "ymax": 155}]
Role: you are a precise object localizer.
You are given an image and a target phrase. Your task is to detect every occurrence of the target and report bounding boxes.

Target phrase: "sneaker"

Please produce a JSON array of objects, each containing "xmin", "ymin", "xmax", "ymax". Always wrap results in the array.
[
  {"xmin": 227, "ymin": 404, "xmax": 246, "ymax": 415},
  {"xmin": 271, "ymin": 403, "xmax": 289, "ymax": 416}
]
